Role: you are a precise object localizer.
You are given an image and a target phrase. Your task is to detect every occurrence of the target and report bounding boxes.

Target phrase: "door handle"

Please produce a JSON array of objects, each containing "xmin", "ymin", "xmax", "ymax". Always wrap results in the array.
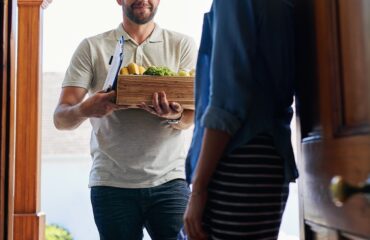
[{"xmin": 330, "ymin": 175, "xmax": 370, "ymax": 207}]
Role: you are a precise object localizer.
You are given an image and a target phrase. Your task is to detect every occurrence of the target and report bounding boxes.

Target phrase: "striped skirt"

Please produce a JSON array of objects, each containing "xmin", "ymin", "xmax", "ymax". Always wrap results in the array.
[{"xmin": 203, "ymin": 134, "xmax": 289, "ymax": 240}]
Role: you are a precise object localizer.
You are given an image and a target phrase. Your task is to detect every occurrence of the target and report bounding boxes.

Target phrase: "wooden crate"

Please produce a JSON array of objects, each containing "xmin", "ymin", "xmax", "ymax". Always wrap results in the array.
[{"xmin": 116, "ymin": 75, "xmax": 195, "ymax": 110}]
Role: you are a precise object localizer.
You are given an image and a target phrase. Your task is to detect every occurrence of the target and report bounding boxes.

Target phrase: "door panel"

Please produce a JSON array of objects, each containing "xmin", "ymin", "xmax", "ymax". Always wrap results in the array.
[
  {"xmin": 297, "ymin": 0, "xmax": 370, "ymax": 239},
  {"xmin": 335, "ymin": 0, "xmax": 370, "ymax": 134}
]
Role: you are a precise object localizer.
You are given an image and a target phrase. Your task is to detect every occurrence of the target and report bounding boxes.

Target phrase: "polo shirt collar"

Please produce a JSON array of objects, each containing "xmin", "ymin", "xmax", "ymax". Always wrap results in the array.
[{"xmin": 115, "ymin": 23, "xmax": 163, "ymax": 44}]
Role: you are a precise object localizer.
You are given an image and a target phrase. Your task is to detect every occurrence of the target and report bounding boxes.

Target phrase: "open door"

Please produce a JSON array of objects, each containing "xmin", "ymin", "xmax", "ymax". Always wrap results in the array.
[{"xmin": 296, "ymin": 0, "xmax": 370, "ymax": 239}]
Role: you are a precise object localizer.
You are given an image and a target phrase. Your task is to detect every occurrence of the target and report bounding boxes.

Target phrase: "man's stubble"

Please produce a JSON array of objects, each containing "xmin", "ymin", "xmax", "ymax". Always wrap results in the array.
[{"xmin": 123, "ymin": 0, "xmax": 158, "ymax": 25}]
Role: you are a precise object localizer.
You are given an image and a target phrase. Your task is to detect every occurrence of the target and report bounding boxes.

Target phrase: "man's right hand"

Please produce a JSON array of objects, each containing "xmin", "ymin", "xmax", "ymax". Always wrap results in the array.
[
  {"xmin": 54, "ymin": 87, "xmax": 125, "ymax": 130},
  {"xmin": 79, "ymin": 90, "xmax": 122, "ymax": 118}
]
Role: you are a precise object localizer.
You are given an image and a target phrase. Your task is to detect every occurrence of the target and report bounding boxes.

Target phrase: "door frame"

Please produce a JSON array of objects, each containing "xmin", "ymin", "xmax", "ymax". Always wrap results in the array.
[{"xmin": 2, "ymin": 0, "xmax": 51, "ymax": 239}]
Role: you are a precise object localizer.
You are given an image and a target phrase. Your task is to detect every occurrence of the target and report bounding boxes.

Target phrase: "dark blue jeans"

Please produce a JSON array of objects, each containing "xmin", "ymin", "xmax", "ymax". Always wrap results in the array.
[{"xmin": 90, "ymin": 179, "xmax": 190, "ymax": 240}]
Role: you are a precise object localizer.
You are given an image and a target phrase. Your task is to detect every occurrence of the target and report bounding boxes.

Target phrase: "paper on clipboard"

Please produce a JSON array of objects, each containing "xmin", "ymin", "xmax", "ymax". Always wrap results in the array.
[{"xmin": 103, "ymin": 36, "xmax": 125, "ymax": 91}]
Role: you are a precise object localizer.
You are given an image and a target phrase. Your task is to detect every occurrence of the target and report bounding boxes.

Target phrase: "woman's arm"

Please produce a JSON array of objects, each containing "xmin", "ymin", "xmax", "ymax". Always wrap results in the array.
[
  {"xmin": 191, "ymin": 128, "xmax": 231, "ymax": 193},
  {"xmin": 183, "ymin": 128, "xmax": 230, "ymax": 239}
]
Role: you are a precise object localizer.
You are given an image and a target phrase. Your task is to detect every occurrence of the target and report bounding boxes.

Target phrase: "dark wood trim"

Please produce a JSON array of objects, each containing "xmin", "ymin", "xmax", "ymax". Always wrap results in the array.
[
  {"xmin": 305, "ymin": 220, "xmax": 339, "ymax": 240},
  {"xmin": 295, "ymin": 0, "xmax": 321, "ymax": 142},
  {"xmin": 313, "ymin": 0, "xmax": 340, "ymax": 139},
  {"xmin": 1, "ymin": 0, "xmax": 15, "ymax": 238},
  {"xmin": 335, "ymin": 124, "xmax": 370, "ymax": 137},
  {"xmin": 340, "ymin": 232, "xmax": 370, "ymax": 240},
  {"xmin": 306, "ymin": 220, "xmax": 370, "ymax": 240},
  {"xmin": 1, "ymin": 0, "xmax": 9, "ymax": 237},
  {"xmin": 295, "ymin": 0, "xmax": 319, "ymax": 237}
]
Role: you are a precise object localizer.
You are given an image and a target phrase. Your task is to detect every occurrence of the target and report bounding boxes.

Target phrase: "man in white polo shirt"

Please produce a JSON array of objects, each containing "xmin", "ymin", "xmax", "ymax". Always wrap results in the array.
[{"xmin": 53, "ymin": 0, "xmax": 197, "ymax": 239}]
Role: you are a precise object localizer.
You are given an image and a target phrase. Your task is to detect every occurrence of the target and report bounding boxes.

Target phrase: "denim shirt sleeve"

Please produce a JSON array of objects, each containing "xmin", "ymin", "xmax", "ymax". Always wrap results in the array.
[{"xmin": 201, "ymin": 0, "xmax": 257, "ymax": 135}]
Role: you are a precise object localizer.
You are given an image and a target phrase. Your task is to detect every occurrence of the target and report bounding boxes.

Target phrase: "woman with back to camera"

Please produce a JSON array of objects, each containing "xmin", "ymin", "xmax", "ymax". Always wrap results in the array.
[{"xmin": 183, "ymin": 0, "xmax": 298, "ymax": 239}]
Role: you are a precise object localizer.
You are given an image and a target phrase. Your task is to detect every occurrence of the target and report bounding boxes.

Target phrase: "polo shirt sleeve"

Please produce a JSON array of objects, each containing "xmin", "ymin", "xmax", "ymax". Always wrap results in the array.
[
  {"xmin": 62, "ymin": 38, "xmax": 93, "ymax": 90},
  {"xmin": 201, "ymin": 0, "xmax": 256, "ymax": 135},
  {"xmin": 179, "ymin": 36, "xmax": 198, "ymax": 71}
]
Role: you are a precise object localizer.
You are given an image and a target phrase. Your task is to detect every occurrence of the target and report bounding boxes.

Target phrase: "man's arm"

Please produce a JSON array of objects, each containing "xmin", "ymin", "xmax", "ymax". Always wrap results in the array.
[{"xmin": 54, "ymin": 87, "xmax": 120, "ymax": 130}]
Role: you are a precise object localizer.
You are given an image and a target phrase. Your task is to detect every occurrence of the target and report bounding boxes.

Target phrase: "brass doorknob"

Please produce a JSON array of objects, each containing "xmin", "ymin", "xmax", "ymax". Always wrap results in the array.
[{"xmin": 330, "ymin": 176, "xmax": 370, "ymax": 207}]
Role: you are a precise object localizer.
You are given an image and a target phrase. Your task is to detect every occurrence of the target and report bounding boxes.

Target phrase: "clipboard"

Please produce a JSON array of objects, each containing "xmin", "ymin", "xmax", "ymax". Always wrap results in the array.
[{"xmin": 103, "ymin": 36, "xmax": 124, "ymax": 92}]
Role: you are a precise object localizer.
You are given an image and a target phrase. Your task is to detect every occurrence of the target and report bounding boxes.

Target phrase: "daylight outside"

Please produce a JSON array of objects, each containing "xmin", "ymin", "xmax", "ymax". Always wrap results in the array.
[{"xmin": 41, "ymin": 1, "xmax": 299, "ymax": 239}]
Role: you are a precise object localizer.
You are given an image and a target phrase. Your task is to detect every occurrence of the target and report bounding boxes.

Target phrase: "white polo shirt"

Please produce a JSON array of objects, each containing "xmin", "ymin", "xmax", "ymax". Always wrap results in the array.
[{"xmin": 62, "ymin": 24, "xmax": 197, "ymax": 188}]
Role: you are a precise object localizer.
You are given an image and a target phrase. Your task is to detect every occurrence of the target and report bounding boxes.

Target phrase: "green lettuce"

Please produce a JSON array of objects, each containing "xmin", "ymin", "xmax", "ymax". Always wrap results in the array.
[{"xmin": 143, "ymin": 66, "xmax": 176, "ymax": 76}]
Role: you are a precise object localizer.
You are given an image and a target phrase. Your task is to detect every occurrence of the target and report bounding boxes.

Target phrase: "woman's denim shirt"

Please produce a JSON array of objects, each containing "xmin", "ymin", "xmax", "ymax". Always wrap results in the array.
[{"xmin": 186, "ymin": 0, "xmax": 299, "ymax": 183}]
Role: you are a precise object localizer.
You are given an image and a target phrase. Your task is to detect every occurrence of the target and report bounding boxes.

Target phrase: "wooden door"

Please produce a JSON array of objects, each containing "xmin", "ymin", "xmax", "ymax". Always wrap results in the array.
[{"xmin": 296, "ymin": 0, "xmax": 370, "ymax": 239}]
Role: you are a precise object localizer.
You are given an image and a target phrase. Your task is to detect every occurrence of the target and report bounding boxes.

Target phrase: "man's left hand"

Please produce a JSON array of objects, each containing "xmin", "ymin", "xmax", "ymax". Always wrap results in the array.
[{"xmin": 138, "ymin": 91, "xmax": 183, "ymax": 120}]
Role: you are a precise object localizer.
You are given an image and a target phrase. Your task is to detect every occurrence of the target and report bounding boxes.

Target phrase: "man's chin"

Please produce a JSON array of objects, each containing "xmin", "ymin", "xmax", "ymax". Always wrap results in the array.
[
  {"xmin": 132, "ymin": 17, "xmax": 150, "ymax": 24},
  {"xmin": 136, "ymin": 13, "xmax": 150, "ymax": 19}
]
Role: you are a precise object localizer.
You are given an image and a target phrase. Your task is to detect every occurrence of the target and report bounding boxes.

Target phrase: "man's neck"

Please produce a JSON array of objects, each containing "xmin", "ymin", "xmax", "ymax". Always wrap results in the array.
[{"xmin": 122, "ymin": 19, "xmax": 155, "ymax": 45}]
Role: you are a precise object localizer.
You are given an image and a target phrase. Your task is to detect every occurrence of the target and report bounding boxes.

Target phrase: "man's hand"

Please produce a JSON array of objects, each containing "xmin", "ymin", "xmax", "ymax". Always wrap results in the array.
[
  {"xmin": 54, "ymin": 87, "xmax": 127, "ymax": 130},
  {"xmin": 138, "ymin": 91, "xmax": 183, "ymax": 120},
  {"xmin": 79, "ymin": 90, "xmax": 125, "ymax": 118}
]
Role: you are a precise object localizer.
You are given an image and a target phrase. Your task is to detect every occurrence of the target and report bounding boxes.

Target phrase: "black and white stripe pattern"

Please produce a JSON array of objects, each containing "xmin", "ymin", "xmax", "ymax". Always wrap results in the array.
[{"xmin": 203, "ymin": 134, "xmax": 289, "ymax": 240}]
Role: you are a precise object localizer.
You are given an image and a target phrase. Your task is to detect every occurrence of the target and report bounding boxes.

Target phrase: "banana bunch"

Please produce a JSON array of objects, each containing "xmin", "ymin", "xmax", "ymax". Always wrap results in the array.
[{"xmin": 120, "ymin": 63, "xmax": 146, "ymax": 75}]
